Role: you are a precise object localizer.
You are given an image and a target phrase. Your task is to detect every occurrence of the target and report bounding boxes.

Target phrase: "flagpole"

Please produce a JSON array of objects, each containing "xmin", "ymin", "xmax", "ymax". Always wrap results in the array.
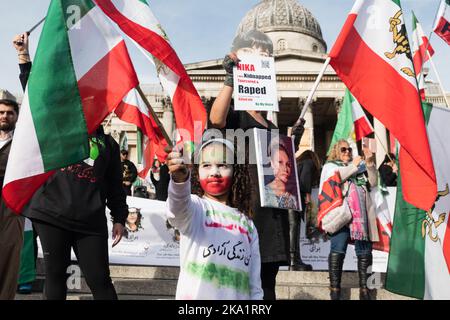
[
  {"xmin": 294, "ymin": 57, "xmax": 331, "ymax": 127},
  {"xmin": 415, "ymin": 1, "xmax": 442, "ymax": 85},
  {"xmin": 373, "ymin": 126, "xmax": 395, "ymax": 164},
  {"xmin": 135, "ymin": 85, "xmax": 174, "ymax": 147},
  {"xmin": 428, "ymin": 55, "xmax": 450, "ymax": 108}
]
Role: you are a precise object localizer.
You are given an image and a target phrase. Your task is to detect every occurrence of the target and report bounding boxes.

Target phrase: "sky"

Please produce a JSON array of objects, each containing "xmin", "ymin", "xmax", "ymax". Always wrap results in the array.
[{"xmin": 0, "ymin": 0, "xmax": 448, "ymax": 97}]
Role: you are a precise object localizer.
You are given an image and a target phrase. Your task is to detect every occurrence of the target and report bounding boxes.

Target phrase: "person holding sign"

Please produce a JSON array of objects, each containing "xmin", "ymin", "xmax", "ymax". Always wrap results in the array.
[
  {"xmin": 210, "ymin": 30, "xmax": 308, "ymax": 300},
  {"xmin": 318, "ymin": 140, "xmax": 378, "ymax": 300},
  {"xmin": 166, "ymin": 136, "xmax": 263, "ymax": 300},
  {"xmin": 13, "ymin": 33, "xmax": 126, "ymax": 300}
]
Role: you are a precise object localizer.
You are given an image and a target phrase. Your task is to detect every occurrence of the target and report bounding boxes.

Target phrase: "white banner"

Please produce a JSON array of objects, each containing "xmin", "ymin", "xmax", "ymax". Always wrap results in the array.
[
  {"xmin": 38, "ymin": 191, "xmax": 396, "ymax": 271},
  {"xmin": 106, "ymin": 197, "xmax": 179, "ymax": 266},
  {"xmin": 233, "ymin": 55, "xmax": 279, "ymax": 111}
]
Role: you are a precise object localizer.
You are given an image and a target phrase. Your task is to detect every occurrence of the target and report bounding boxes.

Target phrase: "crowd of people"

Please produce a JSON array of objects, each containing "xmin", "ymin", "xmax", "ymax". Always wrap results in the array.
[{"xmin": 0, "ymin": 30, "xmax": 397, "ymax": 301}]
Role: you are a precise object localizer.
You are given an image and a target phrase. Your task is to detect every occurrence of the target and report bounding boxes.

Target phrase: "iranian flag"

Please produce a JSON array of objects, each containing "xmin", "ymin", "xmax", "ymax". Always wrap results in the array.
[
  {"xmin": 95, "ymin": 0, "xmax": 206, "ymax": 147},
  {"xmin": 412, "ymin": 12, "xmax": 435, "ymax": 101},
  {"xmin": 386, "ymin": 103, "xmax": 450, "ymax": 300},
  {"xmin": 329, "ymin": 0, "xmax": 437, "ymax": 211},
  {"xmin": 327, "ymin": 89, "xmax": 373, "ymax": 155},
  {"xmin": 434, "ymin": 0, "xmax": 450, "ymax": 45},
  {"xmin": 115, "ymin": 89, "xmax": 168, "ymax": 178},
  {"xmin": 2, "ymin": 0, "xmax": 138, "ymax": 213}
]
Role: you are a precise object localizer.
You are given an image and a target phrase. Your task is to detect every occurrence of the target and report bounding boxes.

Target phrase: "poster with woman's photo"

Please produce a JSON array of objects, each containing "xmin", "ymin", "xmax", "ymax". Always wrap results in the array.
[{"xmin": 254, "ymin": 129, "xmax": 302, "ymax": 211}]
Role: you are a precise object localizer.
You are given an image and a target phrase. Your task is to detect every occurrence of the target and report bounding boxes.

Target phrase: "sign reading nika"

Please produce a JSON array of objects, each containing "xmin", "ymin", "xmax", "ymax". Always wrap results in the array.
[{"xmin": 233, "ymin": 55, "xmax": 279, "ymax": 111}]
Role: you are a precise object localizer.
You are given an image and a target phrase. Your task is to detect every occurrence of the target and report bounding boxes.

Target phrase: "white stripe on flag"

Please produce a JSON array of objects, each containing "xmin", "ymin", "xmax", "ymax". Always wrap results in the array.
[
  {"xmin": 68, "ymin": 6, "xmax": 122, "ymax": 80},
  {"xmin": 424, "ymin": 107, "xmax": 450, "ymax": 299},
  {"xmin": 352, "ymin": 0, "xmax": 417, "ymax": 89},
  {"xmin": 109, "ymin": 0, "xmax": 181, "ymax": 100},
  {"xmin": 122, "ymin": 89, "xmax": 150, "ymax": 118},
  {"xmin": 4, "ymin": 89, "xmax": 44, "ymax": 186},
  {"xmin": 111, "ymin": 0, "xmax": 162, "ymax": 37}
]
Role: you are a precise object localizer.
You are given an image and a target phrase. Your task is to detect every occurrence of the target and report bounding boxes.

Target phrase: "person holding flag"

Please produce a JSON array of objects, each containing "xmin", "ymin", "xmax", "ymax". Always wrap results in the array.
[
  {"xmin": 319, "ymin": 140, "xmax": 378, "ymax": 300},
  {"xmin": 7, "ymin": 0, "xmax": 141, "ymax": 299}
]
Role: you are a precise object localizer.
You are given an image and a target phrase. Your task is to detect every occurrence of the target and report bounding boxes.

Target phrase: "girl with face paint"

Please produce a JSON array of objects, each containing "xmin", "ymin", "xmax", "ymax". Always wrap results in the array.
[{"xmin": 166, "ymin": 138, "xmax": 263, "ymax": 300}]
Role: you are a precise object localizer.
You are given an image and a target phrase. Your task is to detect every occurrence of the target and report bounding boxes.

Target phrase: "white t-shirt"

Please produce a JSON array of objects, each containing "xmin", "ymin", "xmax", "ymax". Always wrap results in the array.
[
  {"xmin": 0, "ymin": 131, "xmax": 13, "ymax": 149},
  {"xmin": 166, "ymin": 178, "xmax": 263, "ymax": 300}
]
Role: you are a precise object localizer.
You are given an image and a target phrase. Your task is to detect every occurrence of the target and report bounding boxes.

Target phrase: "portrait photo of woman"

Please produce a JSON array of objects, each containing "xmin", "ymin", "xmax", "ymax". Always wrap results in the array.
[
  {"xmin": 255, "ymin": 130, "xmax": 301, "ymax": 211},
  {"xmin": 123, "ymin": 207, "xmax": 143, "ymax": 241}
]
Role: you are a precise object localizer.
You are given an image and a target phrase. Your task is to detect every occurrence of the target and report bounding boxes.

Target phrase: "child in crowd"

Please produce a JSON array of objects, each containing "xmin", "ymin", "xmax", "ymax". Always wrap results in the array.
[{"xmin": 166, "ymin": 137, "xmax": 263, "ymax": 300}]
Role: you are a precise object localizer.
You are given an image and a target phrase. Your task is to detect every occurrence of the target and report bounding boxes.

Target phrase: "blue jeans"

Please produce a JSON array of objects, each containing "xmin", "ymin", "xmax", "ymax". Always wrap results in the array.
[{"xmin": 330, "ymin": 226, "xmax": 372, "ymax": 256}]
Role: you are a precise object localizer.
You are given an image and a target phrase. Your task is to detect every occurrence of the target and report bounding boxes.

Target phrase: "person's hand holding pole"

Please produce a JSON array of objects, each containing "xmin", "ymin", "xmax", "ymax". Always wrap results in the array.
[{"xmin": 13, "ymin": 33, "xmax": 30, "ymax": 64}]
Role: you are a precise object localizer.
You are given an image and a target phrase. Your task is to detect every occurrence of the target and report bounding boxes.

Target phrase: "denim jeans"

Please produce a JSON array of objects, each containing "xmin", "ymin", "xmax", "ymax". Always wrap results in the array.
[{"xmin": 330, "ymin": 226, "xmax": 372, "ymax": 256}]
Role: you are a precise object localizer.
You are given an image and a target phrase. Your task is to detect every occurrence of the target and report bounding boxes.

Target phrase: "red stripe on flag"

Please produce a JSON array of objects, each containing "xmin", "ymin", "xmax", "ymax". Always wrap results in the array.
[
  {"xmin": 444, "ymin": 217, "xmax": 450, "ymax": 273},
  {"xmin": 115, "ymin": 101, "xmax": 161, "ymax": 141},
  {"xmin": 115, "ymin": 100, "xmax": 168, "ymax": 176},
  {"xmin": 2, "ymin": 171, "xmax": 55, "ymax": 214},
  {"xmin": 413, "ymin": 37, "xmax": 434, "ymax": 75},
  {"xmin": 354, "ymin": 117, "xmax": 373, "ymax": 141},
  {"xmin": 435, "ymin": 17, "xmax": 450, "ymax": 45},
  {"xmin": 78, "ymin": 41, "xmax": 138, "ymax": 134},
  {"xmin": 95, "ymin": 0, "xmax": 206, "ymax": 142},
  {"xmin": 330, "ymin": 17, "xmax": 437, "ymax": 210}
]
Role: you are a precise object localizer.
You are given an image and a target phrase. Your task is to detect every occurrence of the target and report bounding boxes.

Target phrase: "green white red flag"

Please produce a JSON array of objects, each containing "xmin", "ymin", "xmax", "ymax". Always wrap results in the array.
[
  {"xmin": 328, "ymin": 88, "xmax": 373, "ymax": 155},
  {"xmin": 412, "ymin": 12, "xmax": 435, "ymax": 101},
  {"xmin": 95, "ymin": 0, "xmax": 206, "ymax": 147},
  {"xmin": 114, "ymin": 89, "xmax": 168, "ymax": 178},
  {"xmin": 434, "ymin": 0, "xmax": 450, "ymax": 45},
  {"xmin": 329, "ymin": 0, "xmax": 437, "ymax": 211},
  {"xmin": 2, "ymin": 0, "xmax": 138, "ymax": 213},
  {"xmin": 386, "ymin": 103, "xmax": 450, "ymax": 300}
]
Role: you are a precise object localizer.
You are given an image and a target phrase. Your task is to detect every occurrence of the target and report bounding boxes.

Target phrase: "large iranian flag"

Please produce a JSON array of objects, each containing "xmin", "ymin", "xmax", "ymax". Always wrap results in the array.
[
  {"xmin": 412, "ymin": 12, "xmax": 435, "ymax": 101},
  {"xmin": 327, "ymin": 88, "xmax": 373, "ymax": 155},
  {"xmin": 3, "ymin": 0, "xmax": 138, "ymax": 213},
  {"xmin": 329, "ymin": 0, "xmax": 437, "ymax": 211},
  {"xmin": 434, "ymin": 0, "xmax": 450, "ymax": 45},
  {"xmin": 95, "ymin": 0, "xmax": 206, "ymax": 146},
  {"xmin": 386, "ymin": 104, "xmax": 450, "ymax": 300},
  {"xmin": 115, "ymin": 89, "xmax": 168, "ymax": 178}
]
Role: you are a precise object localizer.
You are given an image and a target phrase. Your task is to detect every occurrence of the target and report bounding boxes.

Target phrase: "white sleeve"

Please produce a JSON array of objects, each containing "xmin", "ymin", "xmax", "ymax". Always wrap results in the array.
[
  {"xmin": 249, "ymin": 228, "xmax": 263, "ymax": 300},
  {"xmin": 337, "ymin": 164, "xmax": 358, "ymax": 181},
  {"xmin": 166, "ymin": 177, "xmax": 203, "ymax": 236}
]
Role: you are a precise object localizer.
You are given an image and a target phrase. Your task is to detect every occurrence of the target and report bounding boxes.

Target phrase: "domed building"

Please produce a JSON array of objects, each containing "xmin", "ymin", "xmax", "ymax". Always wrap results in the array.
[
  {"xmin": 236, "ymin": 0, "xmax": 327, "ymax": 54},
  {"xmin": 185, "ymin": 0, "xmax": 346, "ymax": 158}
]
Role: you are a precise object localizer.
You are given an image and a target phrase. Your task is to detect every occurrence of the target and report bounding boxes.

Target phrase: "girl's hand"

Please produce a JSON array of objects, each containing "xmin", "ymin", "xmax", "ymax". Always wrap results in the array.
[{"xmin": 166, "ymin": 147, "xmax": 189, "ymax": 183}]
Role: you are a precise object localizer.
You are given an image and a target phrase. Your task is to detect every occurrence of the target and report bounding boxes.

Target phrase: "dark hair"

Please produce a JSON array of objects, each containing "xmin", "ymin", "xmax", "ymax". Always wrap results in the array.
[
  {"xmin": 191, "ymin": 141, "xmax": 254, "ymax": 218},
  {"xmin": 120, "ymin": 149, "xmax": 129, "ymax": 156},
  {"xmin": 298, "ymin": 150, "xmax": 321, "ymax": 170},
  {"xmin": 0, "ymin": 99, "xmax": 19, "ymax": 115},
  {"xmin": 383, "ymin": 153, "xmax": 396, "ymax": 165},
  {"xmin": 297, "ymin": 150, "xmax": 321, "ymax": 186},
  {"xmin": 153, "ymin": 159, "xmax": 161, "ymax": 167},
  {"xmin": 231, "ymin": 30, "xmax": 274, "ymax": 55}
]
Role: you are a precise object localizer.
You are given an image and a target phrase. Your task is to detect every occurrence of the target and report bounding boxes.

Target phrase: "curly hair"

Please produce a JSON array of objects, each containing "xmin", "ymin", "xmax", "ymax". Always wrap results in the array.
[
  {"xmin": 191, "ymin": 142, "xmax": 254, "ymax": 218},
  {"xmin": 327, "ymin": 139, "xmax": 350, "ymax": 162}
]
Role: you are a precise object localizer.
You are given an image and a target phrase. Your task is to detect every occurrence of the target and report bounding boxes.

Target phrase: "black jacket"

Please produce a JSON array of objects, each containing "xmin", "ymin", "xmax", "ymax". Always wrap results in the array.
[
  {"xmin": 150, "ymin": 164, "xmax": 170, "ymax": 201},
  {"xmin": 19, "ymin": 62, "xmax": 128, "ymax": 235}
]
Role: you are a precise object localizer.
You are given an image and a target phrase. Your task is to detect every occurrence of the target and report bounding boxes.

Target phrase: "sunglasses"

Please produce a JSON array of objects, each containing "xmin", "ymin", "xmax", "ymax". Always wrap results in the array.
[{"xmin": 340, "ymin": 147, "xmax": 352, "ymax": 153}]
